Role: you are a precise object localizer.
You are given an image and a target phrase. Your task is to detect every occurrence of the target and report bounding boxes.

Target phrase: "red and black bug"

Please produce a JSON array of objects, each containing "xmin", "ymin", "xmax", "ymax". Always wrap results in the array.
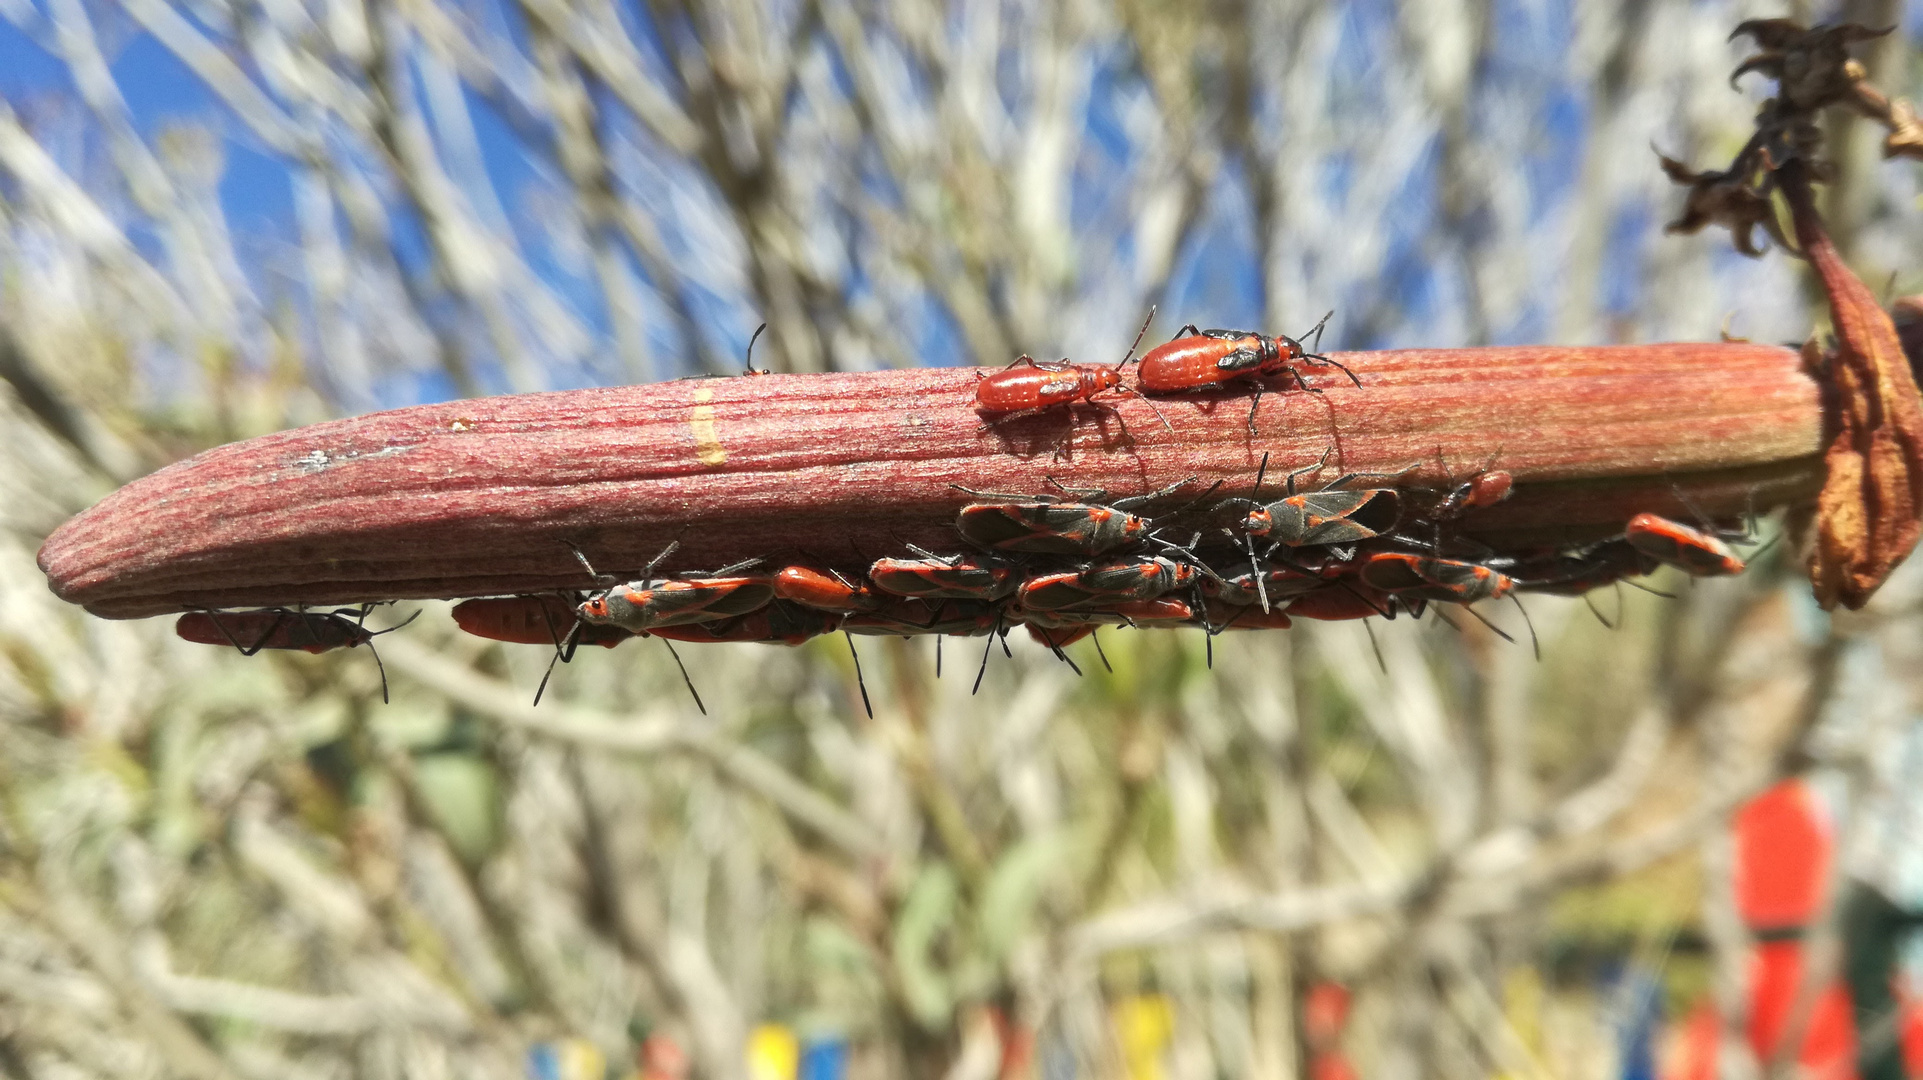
[
  {"xmin": 453, "ymin": 595, "xmax": 634, "ymax": 649},
  {"xmin": 772, "ymin": 565, "xmax": 881, "ymax": 613},
  {"xmin": 1283, "ymin": 584, "xmax": 1411, "ymax": 622},
  {"xmin": 1355, "ymin": 552, "xmax": 1536, "ymax": 654},
  {"xmin": 1506, "ymin": 541, "xmax": 1660, "ymax": 597},
  {"xmin": 569, "ymin": 542, "xmax": 775, "ymax": 714},
  {"xmin": 1136, "ymin": 313, "xmax": 1355, "ymax": 434},
  {"xmin": 974, "ymin": 310, "xmax": 1172, "ymax": 437},
  {"xmin": 1622, "ymin": 512, "xmax": 1747, "ymax": 577},
  {"xmin": 1231, "ymin": 451, "xmax": 1407, "ymax": 548},
  {"xmin": 176, "ymin": 605, "xmax": 418, "ymax": 702},
  {"xmin": 1202, "ymin": 602, "xmax": 1296, "ymax": 631},
  {"xmin": 575, "ymin": 542, "xmax": 774, "ymax": 632},
  {"xmin": 454, "ymin": 594, "xmax": 640, "ymax": 706},
  {"xmin": 953, "ymin": 476, "xmax": 1209, "ymax": 556},
  {"xmin": 868, "ymin": 547, "xmax": 1021, "ymax": 602},
  {"xmin": 1431, "ymin": 468, "xmax": 1514, "ymax": 520},
  {"xmin": 1197, "ymin": 565, "xmax": 1334, "ymax": 608},
  {"xmin": 649, "ymin": 600, "xmax": 844, "ymax": 646},
  {"xmin": 1015, "ymin": 556, "xmax": 1198, "ymax": 612},
  {"xmin": 1015, "ymin": 596, "xmax": 1194, "ymax": 629},
  {"xmin": 1025, "ymin": 622, "xmax": 1098, "ymax": 650},
  {"xmin": 1213, "ymin": 450, "xmax": 1406, "ymax": 610},
  {"xmin": 1356, "ymin": 552, "xmax": 1516, "ymax": 604},
  {"xmin": 843, "ymin": 599, "xmax": 1000, "ymax": 637}
]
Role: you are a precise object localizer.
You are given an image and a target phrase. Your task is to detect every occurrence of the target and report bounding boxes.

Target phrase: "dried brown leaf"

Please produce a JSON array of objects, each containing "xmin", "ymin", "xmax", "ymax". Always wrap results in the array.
[
  {"xmin": 1785, "ymin": 167, "xmax": 1923, "ymax": 607},
  {"xmin": 1657, "ymin": 153, "xmax": 1783, "ymax": 256}
]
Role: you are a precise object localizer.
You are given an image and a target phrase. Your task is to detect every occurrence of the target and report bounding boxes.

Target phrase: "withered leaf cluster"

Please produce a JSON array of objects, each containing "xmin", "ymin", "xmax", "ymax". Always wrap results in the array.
[
  {"xmin": 1661, "ymin": 20, "xmax": 1923, "ymax": 609},
  {"xmin": 1660, "ymin": 20, "xmax": 1923, "ymax": 254}
]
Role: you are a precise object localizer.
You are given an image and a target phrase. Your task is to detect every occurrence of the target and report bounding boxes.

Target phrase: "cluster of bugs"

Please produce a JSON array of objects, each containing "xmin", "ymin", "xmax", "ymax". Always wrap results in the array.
[
  {"xmin": 169, "ymin": 317, "xmax": 1761, "ymax": 712},
  {"xmin": 973, "ymin": 310, "xmax": 1357, "ymax": 441}
]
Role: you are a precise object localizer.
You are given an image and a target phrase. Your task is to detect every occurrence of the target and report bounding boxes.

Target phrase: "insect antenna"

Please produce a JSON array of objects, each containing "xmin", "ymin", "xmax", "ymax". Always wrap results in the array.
[
  {"xmin": 743, "ymin": 322, "xmax": 770, "ymax": 375},
  {"xmin": 1045, "ymin": 636, "xmax": 1083, "ymax": 677},
  {"xmin": 532, "ymin": 617, "xmax": 584, "ymax": 707},
  {"xmin": 1582, "ymin": 590, "xmax": 1617, "ymax": 630},
  {"xmin": 1362, "ymin": 620, "xmax": 1387, "ymax": 674},
  {"xmin": 973, "ymin": 615, "xmax": 1004, "ymax": 694},
  {"xmin": 1295, "ymin": 311, "xmax": 1362, "ymax": 389},
  {"xmin": 1621, "ymin": 578, "xmax": 1677, "ymax": 599},
  {"xmin": 1116, "ymin": 305, "xmax": 1157, "ymax": 367},
  {"xmin": 1512, "ymin": 596, "xmax": 1541, "ymax": 661},
  {"xmin": 1119, "ymin": 386, "xmax": 1176, "ymax": 434},
  {"xmin": 905, "ymin": 542, "xmax": 958, "ymax": 563},
  {"xmin": 1456, "ymin": 603, "xmax": 1517, "ymax": 645},
  {"xmin": 703, "ymin": 556, "xmax": 764, "ymax": 577},
  {"xmin": 844, "ymin": 632, "xmax": 873, "ymax": 719},
  {"xmin": 659, "ymin": 639, "xmax": 706, "ymax": 715},
  {"xmin": 1300, "ymin": 311, "xmax": 1333, "ymax": 353},
  {"xmin": 368, "ymin": 609, "xmax": 423, "ymax": 638},
  {"xmin": 365, "ymin": 637, "xmax": 394, "ymax": 704},
  {"xmin": 951, "ymin": 482, "xmax": 1055, "ymax": 502}
]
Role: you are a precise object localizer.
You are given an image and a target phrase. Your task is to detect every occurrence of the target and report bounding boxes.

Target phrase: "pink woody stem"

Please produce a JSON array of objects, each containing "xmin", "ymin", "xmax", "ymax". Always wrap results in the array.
[{"xmin": 40, "ymin": 343, "xmax": 1823, "ymax": 619}]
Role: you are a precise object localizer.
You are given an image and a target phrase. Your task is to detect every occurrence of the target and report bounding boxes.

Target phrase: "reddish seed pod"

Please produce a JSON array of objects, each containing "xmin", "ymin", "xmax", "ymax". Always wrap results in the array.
[
  {"xmin": 453, "ymin": 595, "xmax": 633, "ymax": 649},
  {"xmin": 1623, "ymin": 513, "xmax": 1746, "ymax": 576},
  {"xmin": 176, "ymin": 608, "xmax": 376, "ymax": 654},
  {"xmin": 868, "ymin": 554, "xmax": 1020, "ymax": 601}
]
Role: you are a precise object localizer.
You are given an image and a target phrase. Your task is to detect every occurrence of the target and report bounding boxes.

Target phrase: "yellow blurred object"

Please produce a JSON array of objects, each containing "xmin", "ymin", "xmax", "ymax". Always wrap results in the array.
[
  {"xmin": 526, "ymin": 1039, "xmax": 605, "ymax": 1080},
  {"xmin": 1112, "ymin": 995, "xmax": 1175, "ymax": 1080},
  {"xmin": 747, "ymin": 1024, "xmax": 799, "ymax": 1080}
]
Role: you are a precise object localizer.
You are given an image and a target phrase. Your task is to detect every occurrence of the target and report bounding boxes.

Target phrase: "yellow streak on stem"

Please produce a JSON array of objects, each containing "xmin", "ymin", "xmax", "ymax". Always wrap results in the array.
[{"xmin": 689, "ymin": 386, "xmax": 726, "ymax": 466}]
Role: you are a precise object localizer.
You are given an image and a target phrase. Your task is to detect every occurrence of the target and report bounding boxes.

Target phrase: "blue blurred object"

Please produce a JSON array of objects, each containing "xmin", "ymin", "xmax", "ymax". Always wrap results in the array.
[
  {"xmin": 1608, "ymin": 965, "xmax": 1662, "ymax": 1080},
  {"xmin": 526, "ymin": 1040, "xmax": 607, "ymax": 1080},
  {"xmin": 798, "ymin": 1034, "xmax": 847, "ymax": 1080}
]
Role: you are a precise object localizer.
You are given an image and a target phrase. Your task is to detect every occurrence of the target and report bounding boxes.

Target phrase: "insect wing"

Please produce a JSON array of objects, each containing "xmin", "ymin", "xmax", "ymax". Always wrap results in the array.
[{"xmin": 1017, "ymin": 571, "xmax": 1103, "ymax": 612}]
